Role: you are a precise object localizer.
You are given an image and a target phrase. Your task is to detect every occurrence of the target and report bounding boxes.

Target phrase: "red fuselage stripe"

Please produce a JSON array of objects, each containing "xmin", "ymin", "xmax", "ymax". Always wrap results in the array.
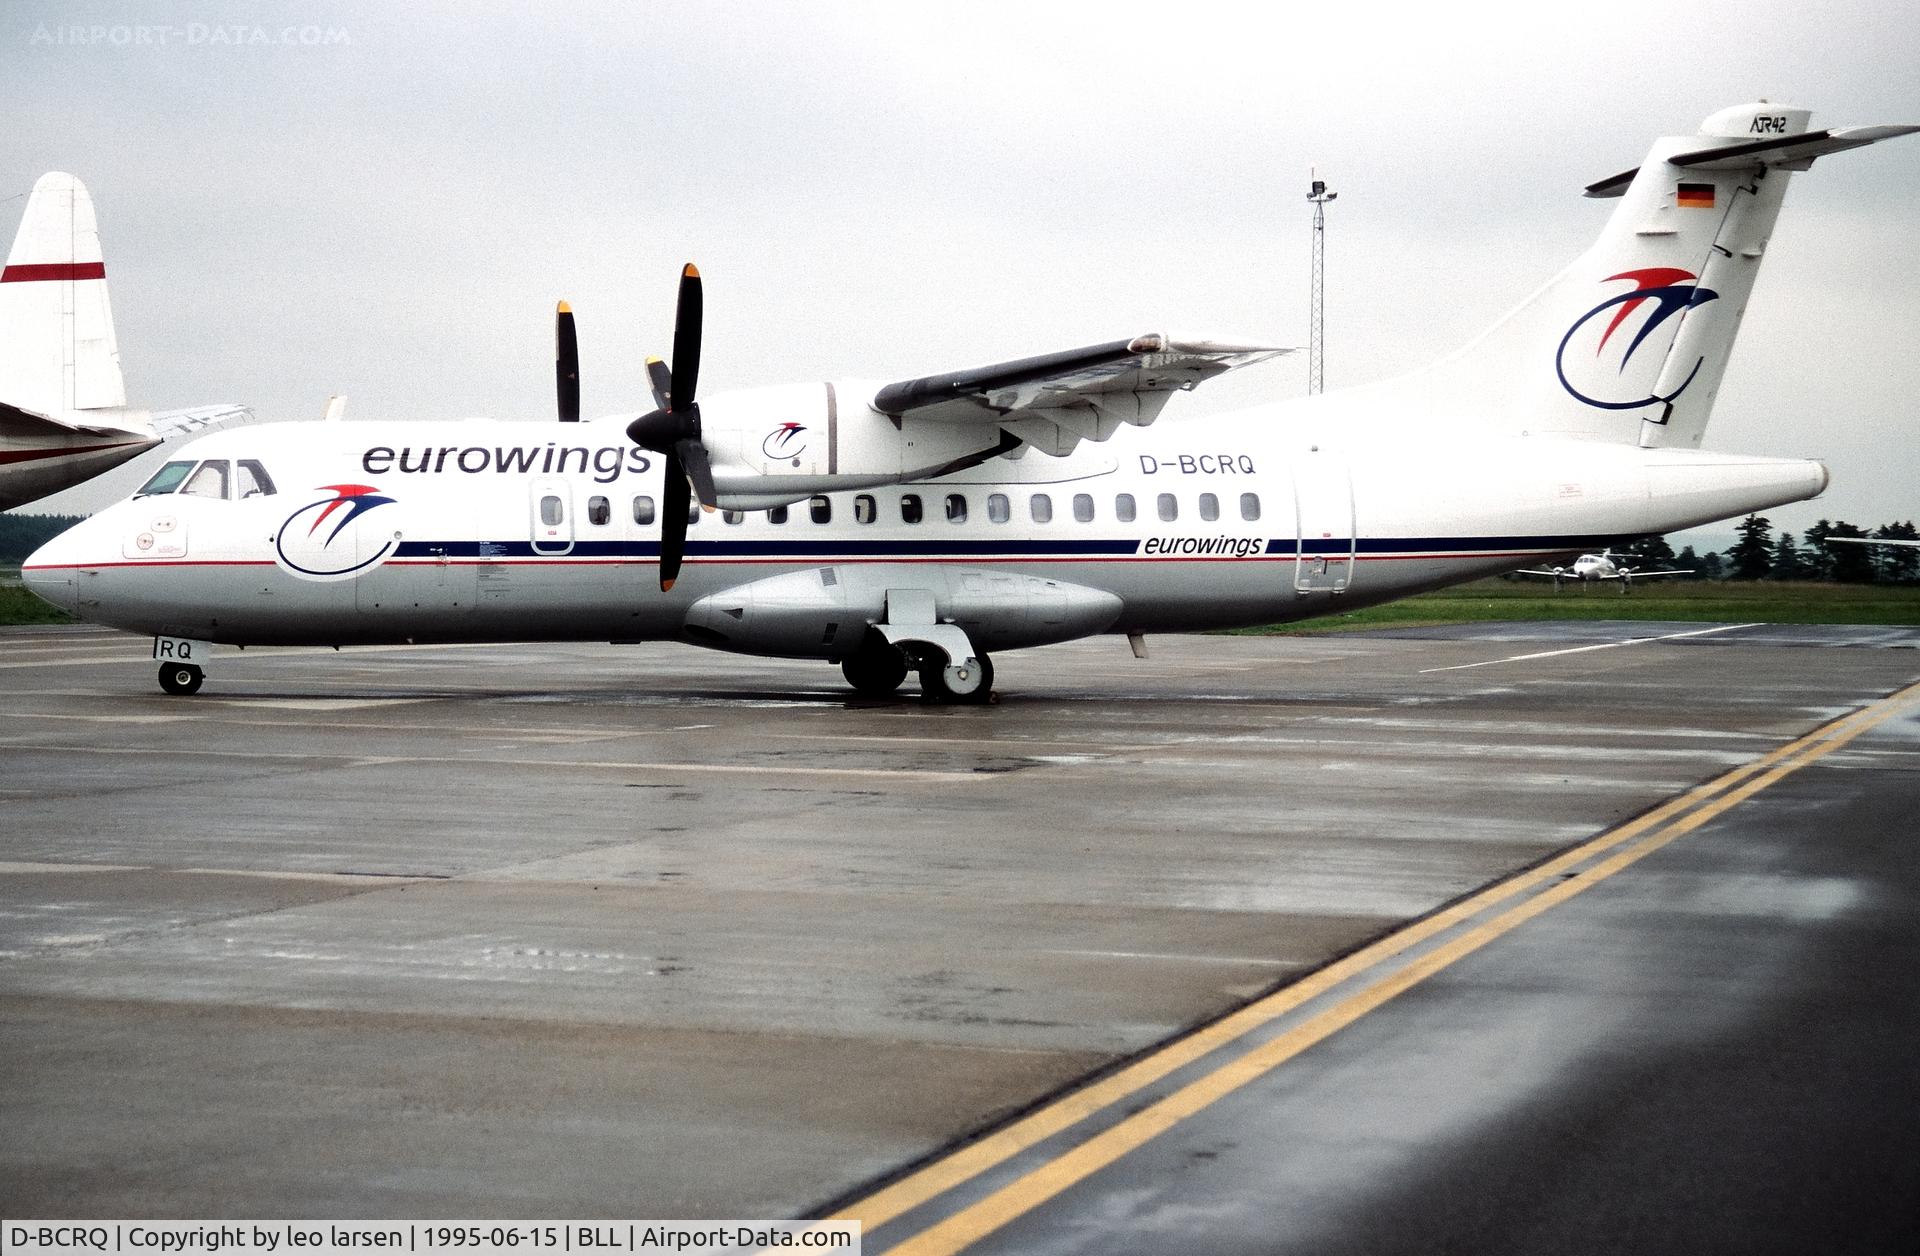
[{"xmin": 0, "ymin": 262, "xmax": 107, "ymax": 282}]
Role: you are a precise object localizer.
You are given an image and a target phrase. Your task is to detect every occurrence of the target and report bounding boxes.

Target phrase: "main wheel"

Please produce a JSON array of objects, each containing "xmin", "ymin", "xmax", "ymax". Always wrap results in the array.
[
  {"xmin": 158, "ymin": 663, "xmax": 204, "ymax": 696},
  {"xmin": 841, "ymin": 641, "xmax": 909, "ymax": 695},
  {"xmin": 919, "ymin": 652, "xmax": 994, "ymax": 704}
]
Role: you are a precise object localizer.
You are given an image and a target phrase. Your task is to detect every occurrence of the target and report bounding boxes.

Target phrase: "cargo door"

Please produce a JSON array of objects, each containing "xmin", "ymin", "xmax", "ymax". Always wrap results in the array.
[{"xmin": 1293, "ymin": 452, "xmax": 1355, "ymax": 593}]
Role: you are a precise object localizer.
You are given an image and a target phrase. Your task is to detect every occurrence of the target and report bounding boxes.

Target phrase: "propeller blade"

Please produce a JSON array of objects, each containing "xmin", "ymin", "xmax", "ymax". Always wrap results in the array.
[
  {"xmin": 645, "ymin": 356, "xmax": 672, "ymax": 412},
  {"xmin": 670, "ymin": 263, "xmax": 702, "ymax": 410},
  {"xmin": 678, "ymin": 439, "xmax": 717, "ymax": 509},
  {"xmin": 555, "ymin": 301, "xmax": 580, "ymax": 423},
  {"xmin": 659, "ymin": 451, "xmax": 691, "ymax": 592}
]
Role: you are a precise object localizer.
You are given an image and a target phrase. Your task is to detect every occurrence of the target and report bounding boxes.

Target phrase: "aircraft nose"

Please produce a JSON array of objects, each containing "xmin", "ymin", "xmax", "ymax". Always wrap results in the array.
[{"xmin": 20, "ymin": 529, "xmax": 86, "ymax": 613}]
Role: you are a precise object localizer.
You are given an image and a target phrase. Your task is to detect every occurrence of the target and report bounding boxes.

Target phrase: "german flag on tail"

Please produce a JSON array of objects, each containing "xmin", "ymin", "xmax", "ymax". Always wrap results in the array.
[{"xmin": 1677, "ymin": 182, "xmax": 1715, "ymax": 208}]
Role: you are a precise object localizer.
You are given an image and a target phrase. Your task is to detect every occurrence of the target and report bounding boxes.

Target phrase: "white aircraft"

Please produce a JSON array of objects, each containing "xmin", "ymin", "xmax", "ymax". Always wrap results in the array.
[
  {"xmin": 21, "ymin": 104, "xmax": 1918, "ymax": 699},
  {"xmin": 1825, "ymin": 535, "xmax": 1920, "ymax": 549},
  {"xmin": 1, "ymin": 172, "xmax": 249, "ymax": 511},
  {"xmin": 1513, "ymin": 550, "xmax": 1693, "ymax": 593}
]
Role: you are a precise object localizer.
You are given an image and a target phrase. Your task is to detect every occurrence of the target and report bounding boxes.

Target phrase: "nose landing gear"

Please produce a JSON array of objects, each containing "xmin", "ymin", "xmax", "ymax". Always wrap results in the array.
[{"xmin": 158, "ymin": 663, "xmax": 204, "ymax": 696}]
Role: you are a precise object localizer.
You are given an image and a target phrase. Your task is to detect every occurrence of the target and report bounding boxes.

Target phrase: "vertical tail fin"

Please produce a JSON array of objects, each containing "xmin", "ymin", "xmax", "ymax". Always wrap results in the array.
[
  {"xmin": 1349, "ymin": 104, "xmax": 1917, "ymax": 447},
  {"xmin": 1, "ymin": 172, "xmax": 130, "ymax": 421}
]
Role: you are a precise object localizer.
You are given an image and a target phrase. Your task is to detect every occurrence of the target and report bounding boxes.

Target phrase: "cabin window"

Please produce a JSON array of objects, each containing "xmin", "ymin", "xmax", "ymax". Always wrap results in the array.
[
  {"xmin": 988, "ymin": 493, "xmax": 1010, "ymax": 523},
  {"xmin": 769, "ymin": 505, "xmax": 789, "ymax": 525},
  {"xmin": 1115, "ymin": 493, "xmax": 1136, "ymax": 523},
  {"xmin": 687, "ymin": 503, "xmax": 701, "ymax": 525},
  {"xmin": 1030, "ymin": 493, "xmax": 1053, "ymax": 524},
  {"xmin": 632, "ymin": 496, "xmax": 656, "ymax": 526},
  {"xmin": 722, "ymin": 509, "xmax": 743, "ymax": 525},
  {"xmin": 540, "ymin": 494, "xmax": 564, "ymax": 526},
  {"xmin": 1157, "ymin": 493, "xmax": 1178, "ymax": 522},
  {"xmin": 588, "ymin": 496, "xmax": 611, "ymax": 526},
  {"xmin": 182, "ymin": 460, "xmax": 230, "ymax": 500},
  {"xmin": 945, "ymin": 494, "xmax": 968, "ymax": 524},
  {"xmin": 137, "ymin": 461, "xmax": 195, "ymax": 497},
  {"xmin": 1240, "ymin": 492, "xmax": 1261, "ymax": 522},
  {"xmin": 810, "ymin": 495, "xmax": 832, "ymax": 524},
  {"xmin": 236, "ymin": 459, "xmax": 276, "ymax": 498},
  {"xmin": 900, "ymin": 494, "xmax": 923, "ymax": 524},
  {"xmin": 853, "ymin": 495, "xmax": 875, "ymax": 524},
  {"xmin": 1073, "ymin": 493, "xmax": 1094, "ymax": 523},
  {"xmin": 1199, "ymin": 492, "xmax": 1219, "ymax": 522}
]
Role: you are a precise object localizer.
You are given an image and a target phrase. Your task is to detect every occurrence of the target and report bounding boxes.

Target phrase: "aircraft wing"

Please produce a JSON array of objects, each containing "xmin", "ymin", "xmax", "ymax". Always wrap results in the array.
[
  {"xmin": 1511, "ymin": 569, "xmax": 1568, "ymax": 578},
  {"xmin": 871, "ymin": 334, "xmax": 1291, "ymax": 457},
  {"xmin": 0, "ymin": 398, "xmax": 143, "ymax": 437},
  {"xmin": 152, "ymin": 403, "xmax": 253, "ymax": 439},
  {"xmin": 3, "ymin": 399, "xmax": 252, "ymax": 439},
  {"xmin": 1618, "ymin": 568, "xmax": 1693, "ymax": 578}
]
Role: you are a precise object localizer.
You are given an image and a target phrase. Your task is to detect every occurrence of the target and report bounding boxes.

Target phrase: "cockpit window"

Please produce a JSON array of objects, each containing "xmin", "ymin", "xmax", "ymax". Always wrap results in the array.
[
  {"xmin": 136, "ymin": 460, "xmax": 196, "ymax": 497},
  {"xmin": 181, "ymin": 460, "xmax": 231, "ymax": 499},
  {"xmin": 236, "ymin": 459, "xmax": 276, "ymax": 498}
]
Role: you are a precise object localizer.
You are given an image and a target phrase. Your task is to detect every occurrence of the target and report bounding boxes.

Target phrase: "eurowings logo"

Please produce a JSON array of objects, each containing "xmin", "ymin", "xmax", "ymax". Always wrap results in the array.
[
  {"xmin": 1556, "ymin": 268, "xmax": 1719, "ymax": 411},
  {"xmin": 274, "ymin": 483, "xmax": 398, "ymax": 579},
  {"xmin": 762, "ymin": 422, "xmax": 808, "ymax": 460}
]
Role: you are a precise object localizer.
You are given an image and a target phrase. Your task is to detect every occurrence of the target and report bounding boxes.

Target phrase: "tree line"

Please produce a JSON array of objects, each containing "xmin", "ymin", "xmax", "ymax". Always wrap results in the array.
[
  {"xmin": 1620, "ymin": 516, "xmax": 1920, "ymax": 584},
  {"xmin": 0, "ymin": 514, "xmax": 86, "ymax": 566}
]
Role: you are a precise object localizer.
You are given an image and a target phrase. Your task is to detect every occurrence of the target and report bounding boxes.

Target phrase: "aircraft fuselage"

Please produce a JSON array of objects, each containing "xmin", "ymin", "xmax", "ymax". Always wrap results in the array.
[{"xmin": 23, "ymin": 409, "xmax": 1826, "ymax": 657}]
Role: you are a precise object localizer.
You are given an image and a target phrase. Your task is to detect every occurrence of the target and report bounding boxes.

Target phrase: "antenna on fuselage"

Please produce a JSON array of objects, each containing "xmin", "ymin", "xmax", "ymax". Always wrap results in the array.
[{"xmin": 1307, "ymin": 169, "xmax": 1336, "ymax": 396}]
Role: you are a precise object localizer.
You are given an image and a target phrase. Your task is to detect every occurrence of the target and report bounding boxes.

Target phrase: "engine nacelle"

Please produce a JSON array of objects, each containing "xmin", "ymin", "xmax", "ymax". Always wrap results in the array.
[
  {"xmin": 682, "ymin": 564, "xmax": 1123, "ymax": 659},
  {"xmin": 695, "ymin": 381, "xmax": 1009, "ymax": 509}
]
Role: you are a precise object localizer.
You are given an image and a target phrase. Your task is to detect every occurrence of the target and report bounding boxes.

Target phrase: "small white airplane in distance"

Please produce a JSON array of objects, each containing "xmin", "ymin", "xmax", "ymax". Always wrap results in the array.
[
  {"xmin": 0, "ymin": 172, "xmax": 249, "ymax": 511},
  {"xmin": 1513, "ymin": 550, "xmax": 1693, "ymax": 594},
  {"xmin": 1825, "ymin": 535, "xmax": 1920, "ymax": 549},
  {"xmin": 21, "ymin": 103, "xmax": 1919, "ymax": 699}
]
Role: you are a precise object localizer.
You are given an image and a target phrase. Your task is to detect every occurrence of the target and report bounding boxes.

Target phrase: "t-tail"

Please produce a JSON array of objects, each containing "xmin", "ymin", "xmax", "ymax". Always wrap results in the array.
[
  {"xmin": 0, "ymin": 173, "xmax": 252, "ymax": 510},
  {"xmin": 1346, "ymin": 103, "xmax": 1917, "ymax": 448},
  {"xmin": 0, "ymin": 172, "xmax": 130, "ymax": 423}
]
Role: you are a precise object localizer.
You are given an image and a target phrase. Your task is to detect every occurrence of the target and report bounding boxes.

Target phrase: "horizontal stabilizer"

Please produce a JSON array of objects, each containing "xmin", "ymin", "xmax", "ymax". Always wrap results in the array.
[{"xmin": 1586, "ymin": 122, "xmax": 1920, "ymax": 197}]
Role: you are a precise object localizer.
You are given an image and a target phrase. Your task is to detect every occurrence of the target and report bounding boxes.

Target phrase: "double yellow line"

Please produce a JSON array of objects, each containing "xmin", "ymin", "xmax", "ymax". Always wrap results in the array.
[{"xmin": 839, "ymin": 677, "xmax": 1920, "ymax": 1255}]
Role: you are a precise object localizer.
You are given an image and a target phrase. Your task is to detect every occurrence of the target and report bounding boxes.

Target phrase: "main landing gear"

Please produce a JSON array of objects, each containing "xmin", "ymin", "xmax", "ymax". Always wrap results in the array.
[
  {"xmin": 839, "ymin": 635, "xmax": 994, "ymax": 704},
  {"xmin": 919, "ymin": 652, "xmax": 994, "ymax": 704},
  {"xmin": 158, "ymin": 663, "xmax": 204, "ymax": 696}
]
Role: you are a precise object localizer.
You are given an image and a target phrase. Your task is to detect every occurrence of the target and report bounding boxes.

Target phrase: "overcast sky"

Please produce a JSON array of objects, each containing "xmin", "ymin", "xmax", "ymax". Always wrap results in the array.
[{"xmin": 6, "ymin": 0, "xmax": 1917, "ymax": 548}]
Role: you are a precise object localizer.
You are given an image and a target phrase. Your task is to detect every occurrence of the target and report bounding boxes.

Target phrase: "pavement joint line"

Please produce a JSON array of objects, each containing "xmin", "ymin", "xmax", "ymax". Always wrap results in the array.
[
  {"xmin": 832, "ymin": 676, "xmax": 1920, "ymax": 1245},
  {"xmin": 0, "ymin": 741, "xmax": 992, "ymax": 782},
  {"xmin": 1417, "ymin": 623, "xmax": 1762, "ymax": 673}
]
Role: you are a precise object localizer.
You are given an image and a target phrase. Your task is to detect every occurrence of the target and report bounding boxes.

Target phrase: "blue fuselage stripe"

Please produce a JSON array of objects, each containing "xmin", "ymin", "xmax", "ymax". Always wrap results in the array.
[{"xmin": 389, "ymin": 534, "xmax": 1629, "ymax": 561}]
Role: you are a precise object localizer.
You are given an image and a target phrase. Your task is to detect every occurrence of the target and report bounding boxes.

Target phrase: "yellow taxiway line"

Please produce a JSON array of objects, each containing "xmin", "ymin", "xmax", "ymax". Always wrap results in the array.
[{"xmin": 842, "ymin": 677, "xmax": 1920, "ymax": 1254}]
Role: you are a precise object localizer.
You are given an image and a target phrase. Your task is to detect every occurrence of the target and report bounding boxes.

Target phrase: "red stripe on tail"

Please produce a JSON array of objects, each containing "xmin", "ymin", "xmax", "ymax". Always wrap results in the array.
[{"xmin": 0, "ymin": 262, "xmax": 107, "ymax": 283}]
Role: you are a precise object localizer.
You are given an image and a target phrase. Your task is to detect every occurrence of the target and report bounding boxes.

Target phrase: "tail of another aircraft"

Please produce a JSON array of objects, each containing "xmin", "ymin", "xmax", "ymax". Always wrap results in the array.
[
  {"xmin": 1348, "ymin": 103, "xmax": 1916, "ymax": 448},
  {"xmin": 1, "ymin": 172, "xmax": 132, "ymax": 425}
]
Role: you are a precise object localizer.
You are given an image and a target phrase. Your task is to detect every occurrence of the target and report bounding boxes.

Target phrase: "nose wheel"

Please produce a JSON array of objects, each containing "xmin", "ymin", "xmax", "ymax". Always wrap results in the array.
[{"xmin": 158, "ymin": 663, "xmax": 204, "ymax": 696}]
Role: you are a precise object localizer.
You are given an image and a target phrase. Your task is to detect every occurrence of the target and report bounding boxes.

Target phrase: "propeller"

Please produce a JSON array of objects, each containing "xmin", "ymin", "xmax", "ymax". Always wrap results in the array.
[
  {"xmin": 555, "ymin": 301, "xmax": 580, "ymax": 423},
  {"xmin": 627, "ymin": 263, "xmax": 716, "ymax": 591}
]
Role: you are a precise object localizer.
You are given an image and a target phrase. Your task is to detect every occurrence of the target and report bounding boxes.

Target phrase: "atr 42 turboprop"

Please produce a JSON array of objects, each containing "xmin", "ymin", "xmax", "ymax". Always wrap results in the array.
[
  {"xmin": 22, "ymin": 104, "xmax": 1918, "ymax": 700},
  {"xmin": 1514, "ymin": 550, "xmax": 1693, "ymax": 593},
  {"xmin": 0, "ymin": 173, "xmax": 249, "ymax": 511}
]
